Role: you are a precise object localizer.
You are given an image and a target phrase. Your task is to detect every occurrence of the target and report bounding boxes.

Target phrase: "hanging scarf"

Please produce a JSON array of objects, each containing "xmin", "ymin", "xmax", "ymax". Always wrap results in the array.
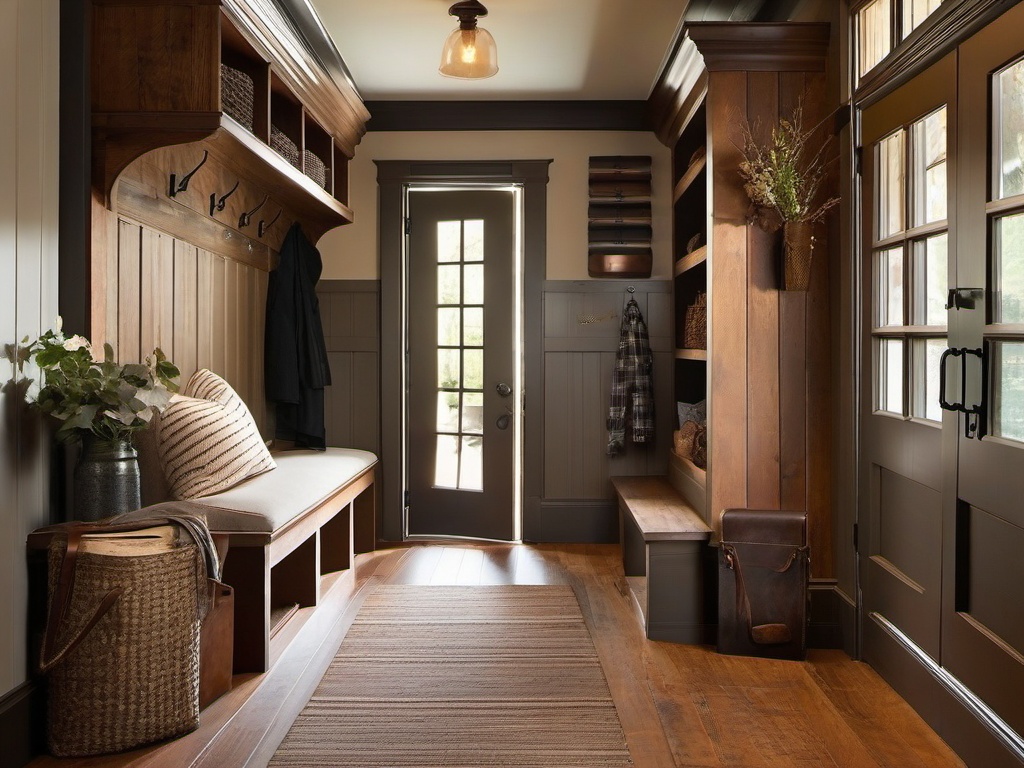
[{"xmin": 607, "ymin": 298, "xmax": 654, "ymax": 456}]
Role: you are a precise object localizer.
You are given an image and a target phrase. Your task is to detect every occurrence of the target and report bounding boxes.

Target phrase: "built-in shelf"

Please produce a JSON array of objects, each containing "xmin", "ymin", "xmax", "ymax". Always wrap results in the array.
[
  {"xmin": 675, "ymin": 348, "xmax": 708, "ymax": 361},
  {"xmin": 674, "ymin": 245, "xmax": 708, "ymax": 276},
  {"xmin": 672, "ymin": 151, "xmax": 707, "ymax": 203}
]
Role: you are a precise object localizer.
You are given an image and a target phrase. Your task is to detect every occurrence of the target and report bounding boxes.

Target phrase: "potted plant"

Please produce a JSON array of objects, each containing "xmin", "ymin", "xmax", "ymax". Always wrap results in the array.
[
  {"xmin": 20, "ymin": 318, "xmax": 180, "ymax": 520},
  {"xmin": 737, "ymin": 104, "xmax": 839, "ymax": 290}
]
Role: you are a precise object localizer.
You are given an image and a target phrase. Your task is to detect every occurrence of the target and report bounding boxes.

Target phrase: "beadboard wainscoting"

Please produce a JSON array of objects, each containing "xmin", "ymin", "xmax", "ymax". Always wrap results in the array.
[
  {"xmin": 528, "ymin": 280, "xmax": 674, "ymax": 543},
  {"xmin": 318, "ymin": 280, "xmax": 381, "ymax": 455}
]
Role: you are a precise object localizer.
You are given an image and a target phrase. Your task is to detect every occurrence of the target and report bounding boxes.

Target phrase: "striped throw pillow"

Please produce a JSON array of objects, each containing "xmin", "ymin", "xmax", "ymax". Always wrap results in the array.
[{"xmin": 156, "ymin": 369, "xmax": 276, "ymax": 499}]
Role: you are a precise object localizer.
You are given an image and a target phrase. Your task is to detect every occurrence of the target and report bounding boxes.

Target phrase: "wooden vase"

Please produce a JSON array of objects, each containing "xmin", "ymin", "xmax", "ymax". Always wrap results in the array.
[{"xmin": 782, "ymin": 220, "xmax": 814, "ymax": 291}]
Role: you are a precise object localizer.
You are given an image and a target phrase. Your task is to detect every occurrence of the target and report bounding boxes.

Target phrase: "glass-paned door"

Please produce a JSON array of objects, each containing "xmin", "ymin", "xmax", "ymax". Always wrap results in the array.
[
  {"xmin": 860, "ymin": 54, "xmax": 954, "ymax": 664},
  {"xmin": 941, "ymin": 15, "xmax": 1024, "ymax": 736},
  {"xmin": 407, "ymin": 189, "xmax": 518, "ymax": 541}
]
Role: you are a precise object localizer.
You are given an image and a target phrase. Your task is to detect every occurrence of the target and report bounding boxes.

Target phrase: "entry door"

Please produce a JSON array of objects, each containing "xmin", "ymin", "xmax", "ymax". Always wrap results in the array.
[
  {"xmin": 860, "ymin": 55, "xmax": 955, "ymax": 664},
  {"xmin": 940, "ymin": 9, "xmax": 1024, "ymax": 735},
  {"xmin": 406, "ymin": 189, "xmax": 517, "ymax": 540}
]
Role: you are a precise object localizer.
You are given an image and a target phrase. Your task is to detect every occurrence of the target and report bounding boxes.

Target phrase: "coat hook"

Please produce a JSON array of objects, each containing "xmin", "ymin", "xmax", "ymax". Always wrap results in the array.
[
  {"xmin": 209, "ymin": 181, "xmax": 240, "ymax": 217},
  {"xmin": 238, "ymin": 195, "xmax": 269, "ymax": 229},
  {"xmin": 169, "ymin": 150, "xmax": 209, "ymax": 198},
  {"xmin": 258, "ymin": 209, "xmax": 282, "ymax": 238}
]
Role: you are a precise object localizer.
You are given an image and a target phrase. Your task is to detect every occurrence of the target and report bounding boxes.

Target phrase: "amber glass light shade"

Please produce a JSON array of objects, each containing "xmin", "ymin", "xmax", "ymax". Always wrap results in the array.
[{"xmin": 439, "ymin": 26, "xmax": 498, "ymax": 79}]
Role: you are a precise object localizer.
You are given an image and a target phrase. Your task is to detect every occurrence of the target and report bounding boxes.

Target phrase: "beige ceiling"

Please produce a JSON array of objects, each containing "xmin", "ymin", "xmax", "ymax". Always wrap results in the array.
[{"xmin": 308, "ymin": 0, "xmax": 689, "ymax": 101}]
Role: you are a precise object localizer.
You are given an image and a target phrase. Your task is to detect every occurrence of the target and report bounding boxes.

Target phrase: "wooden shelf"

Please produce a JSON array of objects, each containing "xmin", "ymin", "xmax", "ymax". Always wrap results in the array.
[
  {"xmin": 674, "ymin": 245, "xmax": 708, "ymax": 276},
  {"xmin": 669, "ymin": 451, "xmax": 707, "ymax": 490},
  {"xmin": 672, "ymin": 152, "xmax": 707, "ymax": 203},
  {"xmin": 675, "ymin": 348, "xmax": 708, "ymax": 361}
]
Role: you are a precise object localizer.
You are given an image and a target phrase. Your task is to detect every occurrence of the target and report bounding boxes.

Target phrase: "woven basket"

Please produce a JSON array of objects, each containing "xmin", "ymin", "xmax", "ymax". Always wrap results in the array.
[
  {"xmin": 303, "ymin": 149, "xmax": 327, "ymax": 189},
  {"xmin": 44, "ymin": 540, "xmax": 201, "ymax": 757},
  {"xmin": 220, "ymin": 63, "xmax": 254, "ymax": 132},
  {"xmin": 271, "ymin": 125, "xmax": 301, "ymax": 170},
  {"xmin": 783, "ymin": 220, "xmax": 814, "ymax": 291},
  {"xmin": 683, "ymin": 291, "xmax": 707, "ymax": 350}
]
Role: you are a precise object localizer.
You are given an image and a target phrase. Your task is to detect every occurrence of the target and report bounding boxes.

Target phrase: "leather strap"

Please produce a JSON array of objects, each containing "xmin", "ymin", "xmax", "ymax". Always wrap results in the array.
[
  {"xmin": 723, "ymin": 543, "xmax": 807, "ymax": 646},
  {"xmin": 39, "ymin": 524, "xmax": 124, "ymax": 674}
]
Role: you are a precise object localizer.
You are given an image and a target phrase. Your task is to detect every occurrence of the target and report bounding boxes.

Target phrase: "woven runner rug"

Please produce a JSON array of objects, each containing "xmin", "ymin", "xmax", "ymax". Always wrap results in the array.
[{"xmin": 270, "ymin": 584, "xmax": 633, "ymax": 767}]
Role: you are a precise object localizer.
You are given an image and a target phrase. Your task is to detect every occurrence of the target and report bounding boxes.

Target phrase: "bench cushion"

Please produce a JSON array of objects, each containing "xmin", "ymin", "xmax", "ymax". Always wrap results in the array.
[{"xmin": 195, "ymin": 448, "xmax": 377, "ymax": 533}]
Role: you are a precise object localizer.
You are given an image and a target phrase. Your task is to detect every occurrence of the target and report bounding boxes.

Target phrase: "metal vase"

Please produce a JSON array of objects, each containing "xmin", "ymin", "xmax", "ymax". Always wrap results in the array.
[
  {"xmin": 782, "ymin": 220, "xmax": 814, "ymax": 291},
  {"xmin": 73, "ymin": 434, "xmax": 141, "ymax": 522}
]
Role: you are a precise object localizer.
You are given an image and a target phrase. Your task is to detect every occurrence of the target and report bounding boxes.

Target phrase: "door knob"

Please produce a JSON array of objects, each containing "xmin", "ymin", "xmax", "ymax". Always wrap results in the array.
[{"xmin": 495, "ymin": 382, "xmax": 512, "ymax": 397}]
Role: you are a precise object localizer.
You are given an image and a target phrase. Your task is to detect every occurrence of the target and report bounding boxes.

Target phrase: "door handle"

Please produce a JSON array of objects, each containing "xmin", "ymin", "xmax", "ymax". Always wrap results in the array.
[
  {"xmin": 938, "ymin": 346, "xmax": 986, "ymax": 438},
  {"xmin": 495, "ymin": 382, "xmax": 512, "ymax": 397}
]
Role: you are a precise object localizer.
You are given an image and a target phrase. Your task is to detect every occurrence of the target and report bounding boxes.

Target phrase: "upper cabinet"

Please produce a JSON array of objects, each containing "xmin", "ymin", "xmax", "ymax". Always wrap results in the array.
[{"xmin": 91, "ymin": 0, "xmax": 370, "ymax": 244}]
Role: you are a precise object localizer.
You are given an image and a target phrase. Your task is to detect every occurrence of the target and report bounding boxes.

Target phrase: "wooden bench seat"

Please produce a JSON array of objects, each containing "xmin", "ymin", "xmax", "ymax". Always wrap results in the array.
[
  {"xmin": 612, "ymin": 475, "xmax": 712, "ymax": 644},
  {"xmin": 194, "ymin": 448, "xmax": 378, "ymax": 673}
]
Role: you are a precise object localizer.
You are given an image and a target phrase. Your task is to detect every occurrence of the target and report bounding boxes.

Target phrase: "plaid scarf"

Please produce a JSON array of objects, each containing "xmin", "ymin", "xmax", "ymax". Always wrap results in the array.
[{"xmin": 607, "ymin": 298, "xmax": 654, "ymax": 456}]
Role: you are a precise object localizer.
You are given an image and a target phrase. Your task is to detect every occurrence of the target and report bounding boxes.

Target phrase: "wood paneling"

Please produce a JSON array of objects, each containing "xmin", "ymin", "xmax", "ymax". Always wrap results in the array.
[
  {"xmin": 101, "ymin": 214, "xmax": 270, "ymax": 432},
  {"xmin": 319, "ymin": 281, "xmax": 381, "ymax": 455},
  {"xmin": 543, "ymin": 283, "xmax": 673, "ymax": 501}
]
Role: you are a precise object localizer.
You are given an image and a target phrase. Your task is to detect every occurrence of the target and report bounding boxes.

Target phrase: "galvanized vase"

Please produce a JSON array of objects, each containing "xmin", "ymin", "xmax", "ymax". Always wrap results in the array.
[{"xmin": 73, "ymin": 434, "xmax": 141, "ymax": 522}]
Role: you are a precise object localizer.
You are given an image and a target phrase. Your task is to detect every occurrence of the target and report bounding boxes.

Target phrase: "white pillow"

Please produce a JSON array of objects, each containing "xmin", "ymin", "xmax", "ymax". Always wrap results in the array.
[{"xmin": 156, "ymin": 369, "xmax": 276, "ymax": 499}]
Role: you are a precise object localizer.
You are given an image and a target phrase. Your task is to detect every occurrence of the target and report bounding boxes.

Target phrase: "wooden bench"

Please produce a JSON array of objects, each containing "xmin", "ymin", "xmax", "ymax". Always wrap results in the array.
[
  {"xmin": 193, "ymin": 448, "xmax": 378, "ymax": 673},
  {"xmin": 612, "ymin": 475, "xmax": 713, "ymax": 644}
]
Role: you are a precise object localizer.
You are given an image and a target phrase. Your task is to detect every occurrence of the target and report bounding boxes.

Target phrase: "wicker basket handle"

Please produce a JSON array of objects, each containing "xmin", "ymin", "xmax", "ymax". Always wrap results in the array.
[{"xmin": 39, "ymin": 525, "xmax": 124, "ymax": 674}]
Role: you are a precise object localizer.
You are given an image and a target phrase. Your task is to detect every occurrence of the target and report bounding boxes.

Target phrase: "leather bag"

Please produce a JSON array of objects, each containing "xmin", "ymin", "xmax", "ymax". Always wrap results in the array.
[{"xmin": 717, "ymin": 509, "xmax": 809, "ymax": 661}]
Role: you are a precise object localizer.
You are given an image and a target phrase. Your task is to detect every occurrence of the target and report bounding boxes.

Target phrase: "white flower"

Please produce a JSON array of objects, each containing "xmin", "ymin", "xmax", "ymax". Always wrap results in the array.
[
  {"xmin": 54, "ymin": 316, "xmax": 63, "ymax": 332},
  {"xmin": 62, "ymin": 335, "xmax": 91, "ymax": 352}
]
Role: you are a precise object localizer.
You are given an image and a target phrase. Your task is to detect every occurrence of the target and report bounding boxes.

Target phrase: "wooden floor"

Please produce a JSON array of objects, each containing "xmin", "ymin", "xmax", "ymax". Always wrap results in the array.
[{"xmin": 31, "ymin": 543, "xmax": 966, "ymax": 768}]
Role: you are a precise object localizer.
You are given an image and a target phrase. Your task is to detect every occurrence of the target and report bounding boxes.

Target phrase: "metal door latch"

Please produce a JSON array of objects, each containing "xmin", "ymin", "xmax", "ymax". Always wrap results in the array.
[
  {"xmin": 945, "ymin": 287, "xmax": 984, "ymax": 310},
  {"xmin": 939, "ymin": 346, "xmax": 986, "ymax": 438}
]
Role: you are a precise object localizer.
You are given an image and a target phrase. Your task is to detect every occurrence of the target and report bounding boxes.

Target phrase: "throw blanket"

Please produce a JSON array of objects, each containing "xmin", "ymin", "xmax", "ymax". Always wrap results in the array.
[{"xmin": 607, "ymin": 297, "xmax": 654, "ymax": 455}]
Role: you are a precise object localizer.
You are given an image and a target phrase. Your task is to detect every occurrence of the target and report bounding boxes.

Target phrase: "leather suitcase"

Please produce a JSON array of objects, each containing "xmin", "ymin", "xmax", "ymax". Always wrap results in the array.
[{"xmin": 717, "ymin": 509, "xmax": 809, "ymax": 660}]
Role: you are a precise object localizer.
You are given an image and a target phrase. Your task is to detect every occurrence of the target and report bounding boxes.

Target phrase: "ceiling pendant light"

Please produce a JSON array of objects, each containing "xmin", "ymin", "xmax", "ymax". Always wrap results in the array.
[{"xmin": 439, "ymin": 0, "xmax": 498, "ymax": 79}]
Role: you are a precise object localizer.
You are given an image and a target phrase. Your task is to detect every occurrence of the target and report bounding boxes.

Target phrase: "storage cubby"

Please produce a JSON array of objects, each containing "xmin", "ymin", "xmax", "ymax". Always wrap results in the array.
[
  {"xmin": 303, "ymin": 114, "xmax": 333, "ymax": 193},
  {"xmin": 220, "ymin": 13, "xmax": 270, "ymax": 141},
  {"xmin": 270, "ymin": 74, "xmax": 303, "ymax": 172},
  {"xmin": 587, "ymin": 156, "xmax": 653, "ymax": 277}
]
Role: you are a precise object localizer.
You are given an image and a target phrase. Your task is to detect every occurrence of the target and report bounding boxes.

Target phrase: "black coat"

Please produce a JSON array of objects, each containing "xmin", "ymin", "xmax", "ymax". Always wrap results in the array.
[{"xmin": 265, "ymin": 223, "xmax": 331, "ymax": 450}]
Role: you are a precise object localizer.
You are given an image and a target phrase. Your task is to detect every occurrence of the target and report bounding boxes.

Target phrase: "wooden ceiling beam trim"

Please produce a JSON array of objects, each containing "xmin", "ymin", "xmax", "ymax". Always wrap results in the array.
[{"xmin": 685, "ymin": 22, "xmax": 831, "ymax": 73}]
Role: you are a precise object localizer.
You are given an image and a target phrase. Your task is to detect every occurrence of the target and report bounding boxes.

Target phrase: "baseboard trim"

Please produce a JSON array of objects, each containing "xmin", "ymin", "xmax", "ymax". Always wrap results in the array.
[
  {"xmin": 523, "ymin": 500, "xmax": 618, "ymax": 543},
  {"xmin": 870, "ymin": 612, "xmax": 1024, "ymax": 767},
  {"xmin": 807, "ymin": 579, "xmax": 844, "ymax": 649},
  {"xmin": 0, "ymin": 681, "xmax": 45, "ymax": 768}
]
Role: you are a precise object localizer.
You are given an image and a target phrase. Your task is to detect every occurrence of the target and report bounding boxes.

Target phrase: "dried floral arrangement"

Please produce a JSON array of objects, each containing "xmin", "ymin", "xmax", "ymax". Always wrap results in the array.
[{"xmin": 737, "ymin": 104, "xmax": 840, "ymax": 231}]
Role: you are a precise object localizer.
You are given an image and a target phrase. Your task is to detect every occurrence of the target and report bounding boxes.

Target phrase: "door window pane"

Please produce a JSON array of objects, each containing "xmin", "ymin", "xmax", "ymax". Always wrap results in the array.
[
  {"xmin": 913, "ymin": 338, "xmax": 946, "ymax": 422},
  {"xmin": 437, "ymin": 220, "xmax": 461, "ymax": 263},
  {"xmin": 464, "ymin": 264, "xmax": 484, "ymax": 305},
  {"xmin": 463, "ymin": 349, "xmax": 483, "ymax": 390},
  {"xmin": 902, "ymin": 0, "xmax": 941, "ymax": 39},
  {"xmin": 878, "ymin": 338, "xmax": 905, "ymax": 414},
  {"xmin": 438, "ymin": 349, "xmax": 460, "ymax": 389},
  {"xmin": 876, "ymin": 246, "xmax": 904, "ymax": 327},
  {"xmin": 858, "ymin": 0, "xmax": 892, "ymax": 79},
  {"xmin": 463, "ymin": 307, "xmax": 484, "ymax": 346},
  {"xmin": 997, "ymin": 57, "xmax": 1024, "ymax": 200},
  {"xmin": 877, "ymin": 129, "xmax": 906, "ymax": 239},
  {"xmin": 438, "ymin": 308, "xmax": 460, "ymax": 346},
  {"xmin": 462, "ymin": 392, "xmax": 484, "ymax": 434},
  {"xmin": 459, "ymin": 436, "xmax": 483, "ymax": 491},
  {"xmin": 464, "ymin": 220, "xmax": 485, "ymax": 262},
  {"xmin": 994, "ymin": 342, "xmax": 1024, "ymax": 442},
  {"xmin": 913, "ymin": 234, "xmax": 948, "ymax": 326},
  {"xmin": 434, "ymin": 435, "xmax": 459, "ymax": 488},
  {"xmin": 438, "ymin": 265, "xmax": 461, "ymax": 304},
  {"xmin": 911, "ymin": 107, "xmax": 947, "ymax": 226},
  {"xmin": 996, "ymin": 212, "xmax": 1024, "ymax": 324},
  {"xmin": 436, "ymin": 392, "xmax": 460, "ymax": 433}
]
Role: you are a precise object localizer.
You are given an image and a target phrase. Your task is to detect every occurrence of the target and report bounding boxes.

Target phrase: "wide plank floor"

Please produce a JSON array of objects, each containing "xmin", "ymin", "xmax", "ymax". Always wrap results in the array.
[{"xmin": 30, "ymin": 543, "xmax": 964, "ymax": 768}]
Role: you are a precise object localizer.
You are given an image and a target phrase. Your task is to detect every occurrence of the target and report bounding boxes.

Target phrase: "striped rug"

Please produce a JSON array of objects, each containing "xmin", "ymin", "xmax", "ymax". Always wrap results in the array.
[{"xmin": 270, "ymin": 585, "xmax": 632, "ymax": 767}]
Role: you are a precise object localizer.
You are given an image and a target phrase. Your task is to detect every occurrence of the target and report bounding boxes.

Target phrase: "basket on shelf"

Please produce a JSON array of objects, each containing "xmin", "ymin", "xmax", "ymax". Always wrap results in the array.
[
  {"xmin": 270, "ymin": 125, "xmax": 301, "ymax": 171},
  {"xmin": 683, "ymin": 291, "xmax": 707, "ymax": 350},
  {"xmin": 220, "ymin": 64, "xmax": 254, "ymax": 132},
  {"xmin": 303, "ymin": 149, "xmax": 327, "ymax": 190}
]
